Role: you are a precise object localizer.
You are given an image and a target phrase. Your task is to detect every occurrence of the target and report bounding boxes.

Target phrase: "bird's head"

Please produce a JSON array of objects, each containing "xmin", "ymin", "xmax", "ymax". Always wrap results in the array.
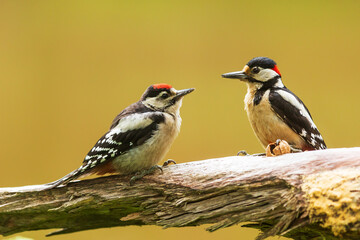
[
  {"xmin": 141, "ymin": 84, "xmax": 194, "ymax": 113},
  {"xmin": 222, "ymin": 57, "xmax": 282, "ymax": 87}
]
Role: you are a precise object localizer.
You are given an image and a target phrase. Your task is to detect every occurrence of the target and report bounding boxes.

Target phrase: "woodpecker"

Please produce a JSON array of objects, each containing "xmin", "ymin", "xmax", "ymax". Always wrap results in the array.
[
  {"xmin": 222, "ymin": 57, "xmax": 326, "ymax": 152},
  {"xmin": 46, "ymin": 84, "xmax": 194, "ymax": 188}
]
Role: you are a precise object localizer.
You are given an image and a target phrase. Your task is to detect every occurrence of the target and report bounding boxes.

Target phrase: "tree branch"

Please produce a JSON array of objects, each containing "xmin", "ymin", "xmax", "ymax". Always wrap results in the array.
[{"xmin": 1, "ymin": 148, "xmax": 360, "ymax": 239}]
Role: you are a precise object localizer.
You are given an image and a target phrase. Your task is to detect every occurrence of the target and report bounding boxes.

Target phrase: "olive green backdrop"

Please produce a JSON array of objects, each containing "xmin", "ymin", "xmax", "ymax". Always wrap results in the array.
[{"xmin": 1, "ymin": 1, "xmax": 359, "ymax": 239}]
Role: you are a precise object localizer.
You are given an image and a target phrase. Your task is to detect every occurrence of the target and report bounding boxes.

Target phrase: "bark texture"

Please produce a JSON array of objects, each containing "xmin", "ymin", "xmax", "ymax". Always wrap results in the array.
[{"xmin": 1, "ymin": 148, "xmax": 360, "ymax": 239}]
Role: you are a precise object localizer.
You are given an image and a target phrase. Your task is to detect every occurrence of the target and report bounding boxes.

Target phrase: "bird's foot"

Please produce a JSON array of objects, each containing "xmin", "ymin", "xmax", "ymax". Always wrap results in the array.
[
  {"xmin": 237, "ymin": 150, "xmax": 266, "ymax": 157},
  {"xmin": 251, "ymin": 153, "xmax": 266, "ymax": 156},
  {"xmin": 266, "ymin": 139, "xmax": 295, "ymax": 157},
  {"xmin": 237, "ymin": 150, "xmax": 249, "ymax": 156},
  {"xmin": 130, "ymin": 165, "xmax": 163, "ymax": 185},
  {"xmin": 289, "ymin": 146, "xmax": 303, "ymax": 153},
  {"xmin": 162, "ymin": 159, "xmax": 176, "ymax": 167}
]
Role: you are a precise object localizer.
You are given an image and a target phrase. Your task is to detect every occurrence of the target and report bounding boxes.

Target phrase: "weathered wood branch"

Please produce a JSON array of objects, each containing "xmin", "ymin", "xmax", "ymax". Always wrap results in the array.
[{"xmin": 1, "ymin": 148, "xmax": 360, "ymax": 239}]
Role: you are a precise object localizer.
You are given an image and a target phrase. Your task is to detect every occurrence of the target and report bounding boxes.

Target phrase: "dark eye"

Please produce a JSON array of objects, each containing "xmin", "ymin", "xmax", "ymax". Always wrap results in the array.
[
  {"xmin": 161, "ymin": 93, "xmax": 169, "ymax": 99},
  {"xmin": 252, "ymin": 67, "xmax": 260, "ymax": 74}
]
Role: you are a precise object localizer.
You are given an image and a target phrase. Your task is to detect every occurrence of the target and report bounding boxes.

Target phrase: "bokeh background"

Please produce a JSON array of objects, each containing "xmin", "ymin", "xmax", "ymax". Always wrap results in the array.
[{"xmin": 1, "ymin": 1, "xmax": 359, "ymax": 239}]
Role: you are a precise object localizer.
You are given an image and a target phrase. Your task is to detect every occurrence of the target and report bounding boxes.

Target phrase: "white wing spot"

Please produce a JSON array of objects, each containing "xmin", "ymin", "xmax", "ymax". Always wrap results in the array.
[
  {"xmin": 106, "ymin": 139, "xmax": 122, "ymax": 145},
  {"xmin": 314, "ymin": 133, "xmax": 323, "ymax": 140},
  {"xmin": 300, "ymin": 129, "xmax": 307, "ymax": 137},
  {"xmin": 94, "ymin": 146, "xmax": 111, "ymax": 152},
  {"xmin": 90, "ymin": 160, "xmax": 98, "ymax": 168}
]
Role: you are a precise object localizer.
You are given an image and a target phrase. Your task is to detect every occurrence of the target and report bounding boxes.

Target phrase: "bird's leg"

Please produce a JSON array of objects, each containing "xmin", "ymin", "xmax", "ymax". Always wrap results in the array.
[
  {"xmin": 130, "ymin": 159, "xmax": 176, "ymax": 185},
  {"xmin": 130, "ymin": 165, "xmax": 163, "ymax": 185},
  {"xmin": 162, "ymin": 159, "xmax": 176, "ymax": 167},
  {"xmin": 237, "ymin": 150, "xmax": 266, "ymax": 157},
  {"xmin": 251, "ymin": 153, "xmax": 266, "ymax": 156},
  {"xmin": 289, "ymin": 146, "xmax": 303, "ymax": 153}
]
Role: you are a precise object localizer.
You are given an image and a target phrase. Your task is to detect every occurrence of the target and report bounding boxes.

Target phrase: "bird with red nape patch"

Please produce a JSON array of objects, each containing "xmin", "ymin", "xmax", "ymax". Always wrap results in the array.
[{"xmin": 222, "ymin": 57, "xmax": 326, "ymax": 155}]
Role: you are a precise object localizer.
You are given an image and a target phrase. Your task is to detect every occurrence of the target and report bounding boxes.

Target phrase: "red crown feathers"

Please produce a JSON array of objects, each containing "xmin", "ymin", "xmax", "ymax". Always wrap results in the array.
[{"xmin": 152, "ymin": 83, "xmax": 172, "ymax": 89}]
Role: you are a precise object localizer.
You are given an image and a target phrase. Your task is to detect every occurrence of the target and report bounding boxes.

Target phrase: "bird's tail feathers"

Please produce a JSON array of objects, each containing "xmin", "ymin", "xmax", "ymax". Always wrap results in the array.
[{"xmin": 43, "ymin": 167, "xmax": 85, "ymax": 190}]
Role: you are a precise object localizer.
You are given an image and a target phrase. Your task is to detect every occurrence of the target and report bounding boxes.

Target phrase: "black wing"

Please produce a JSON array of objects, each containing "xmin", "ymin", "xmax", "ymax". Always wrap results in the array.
[
  {"xmin": 82, "ymin": 112, "xmax": 165, "ymax": 167},
  {"xmin": 269, "ymin": 88, "xmax": 326, "ymax": 150},
  {"xmin": 44, "ymin": 112, "xmax": 164, "ymax": 189}
]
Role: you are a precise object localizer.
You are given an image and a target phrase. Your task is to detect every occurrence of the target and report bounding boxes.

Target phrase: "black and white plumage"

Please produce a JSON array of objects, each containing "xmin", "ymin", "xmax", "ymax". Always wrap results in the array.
[
  {"xmin": 222, "ymin": 57, "xmax": 326, "ymax": 151},
  {"xmin": 46, "ymin": 84, "xmax": 194, "ymax": 188}
]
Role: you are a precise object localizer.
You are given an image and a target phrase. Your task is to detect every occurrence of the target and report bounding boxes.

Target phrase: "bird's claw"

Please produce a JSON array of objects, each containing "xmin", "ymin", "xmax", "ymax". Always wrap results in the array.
[
  {"xmin": 237, "ymin": 150, "xmax": 249, "ymax": 156},
  {"xmin": 237, "ymin": 150, "xmax": 265, "ymax": 157},
  {"xmin": 162, "ymin": 159, "xmax": 176, "ymax": 167},
  {"xmin": 129, "ymin": 165, "xmax": 163, "ymax": 185}
]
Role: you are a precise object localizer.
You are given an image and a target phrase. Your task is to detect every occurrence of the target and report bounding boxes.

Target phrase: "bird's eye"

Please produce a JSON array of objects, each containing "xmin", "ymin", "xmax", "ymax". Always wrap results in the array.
[
  {"xmin": 252, "ymin": 67, "xmax": 260, "ymax": 74},
  {"xmin": 161, "ymin": 93, "xmax": 169, "ymax": 99}
]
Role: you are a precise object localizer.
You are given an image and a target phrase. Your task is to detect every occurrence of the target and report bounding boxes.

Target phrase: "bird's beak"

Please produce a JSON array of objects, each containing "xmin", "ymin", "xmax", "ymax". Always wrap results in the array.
[
  {"xmin": 175, "ymin": 88, "xmax": 195, "ymax": 98},
  {"xmin": 222, "ymin": 65, "xmax": 250, "ymax": 81},
  {"xmin": 221, "ymin": 71, "xmax": 249, "ymax": 80}
]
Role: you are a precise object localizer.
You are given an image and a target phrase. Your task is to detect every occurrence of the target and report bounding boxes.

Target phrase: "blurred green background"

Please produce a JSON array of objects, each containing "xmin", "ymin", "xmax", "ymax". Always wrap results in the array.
[{"xmin": 1, "ymin": 1, "xmax": 359, "ymax": 239}]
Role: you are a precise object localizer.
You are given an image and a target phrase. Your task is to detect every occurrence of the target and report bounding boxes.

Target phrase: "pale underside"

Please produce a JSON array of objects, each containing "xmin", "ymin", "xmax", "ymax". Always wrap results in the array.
[{"xmin": 244, "ymin": 87, "xmax": 309, "ymax": 150}]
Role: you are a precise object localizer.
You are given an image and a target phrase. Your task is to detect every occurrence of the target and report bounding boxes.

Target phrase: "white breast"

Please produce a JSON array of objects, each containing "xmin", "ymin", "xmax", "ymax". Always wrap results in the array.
[
  {"xmin": 112, "ymin": 112, "xmax": 181, "ymax": 173},
  {"xmin": 244, "ymin": 87, "xmax": 307, "ymax": 149}
]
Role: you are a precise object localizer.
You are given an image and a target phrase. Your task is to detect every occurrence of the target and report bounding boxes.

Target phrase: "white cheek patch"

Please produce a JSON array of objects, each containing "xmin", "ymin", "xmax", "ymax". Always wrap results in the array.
[
  {"xmin": 277, "ymin": 90, "xmax": 317, "ymax": 129},
  {"xmin": 256, "ymin": 69, "xmax": 279, "ymax": 82},
  {"xmin": 143, "ymin": 97, "xmax": 165, "ymax": 109}
]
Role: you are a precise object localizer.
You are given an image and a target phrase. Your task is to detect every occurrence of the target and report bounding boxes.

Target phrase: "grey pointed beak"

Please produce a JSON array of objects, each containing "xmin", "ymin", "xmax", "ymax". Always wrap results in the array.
[
  {"xmin": 176, "ymin": 88, "xmax": 195, "ymax": 97},
  {"xmin": 222, "ymin": 71, "xmax": 249, "ymax": 80}
]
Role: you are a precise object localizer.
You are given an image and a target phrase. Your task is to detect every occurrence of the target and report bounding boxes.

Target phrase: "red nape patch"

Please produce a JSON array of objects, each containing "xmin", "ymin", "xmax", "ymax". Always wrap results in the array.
[
  {"xmin": 153, "ymin": 83, "xmax": 172, "ymax": 89},
  {"xmin": 272, "ymin": 65, "xmax": 281, "ymax": 76}
]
